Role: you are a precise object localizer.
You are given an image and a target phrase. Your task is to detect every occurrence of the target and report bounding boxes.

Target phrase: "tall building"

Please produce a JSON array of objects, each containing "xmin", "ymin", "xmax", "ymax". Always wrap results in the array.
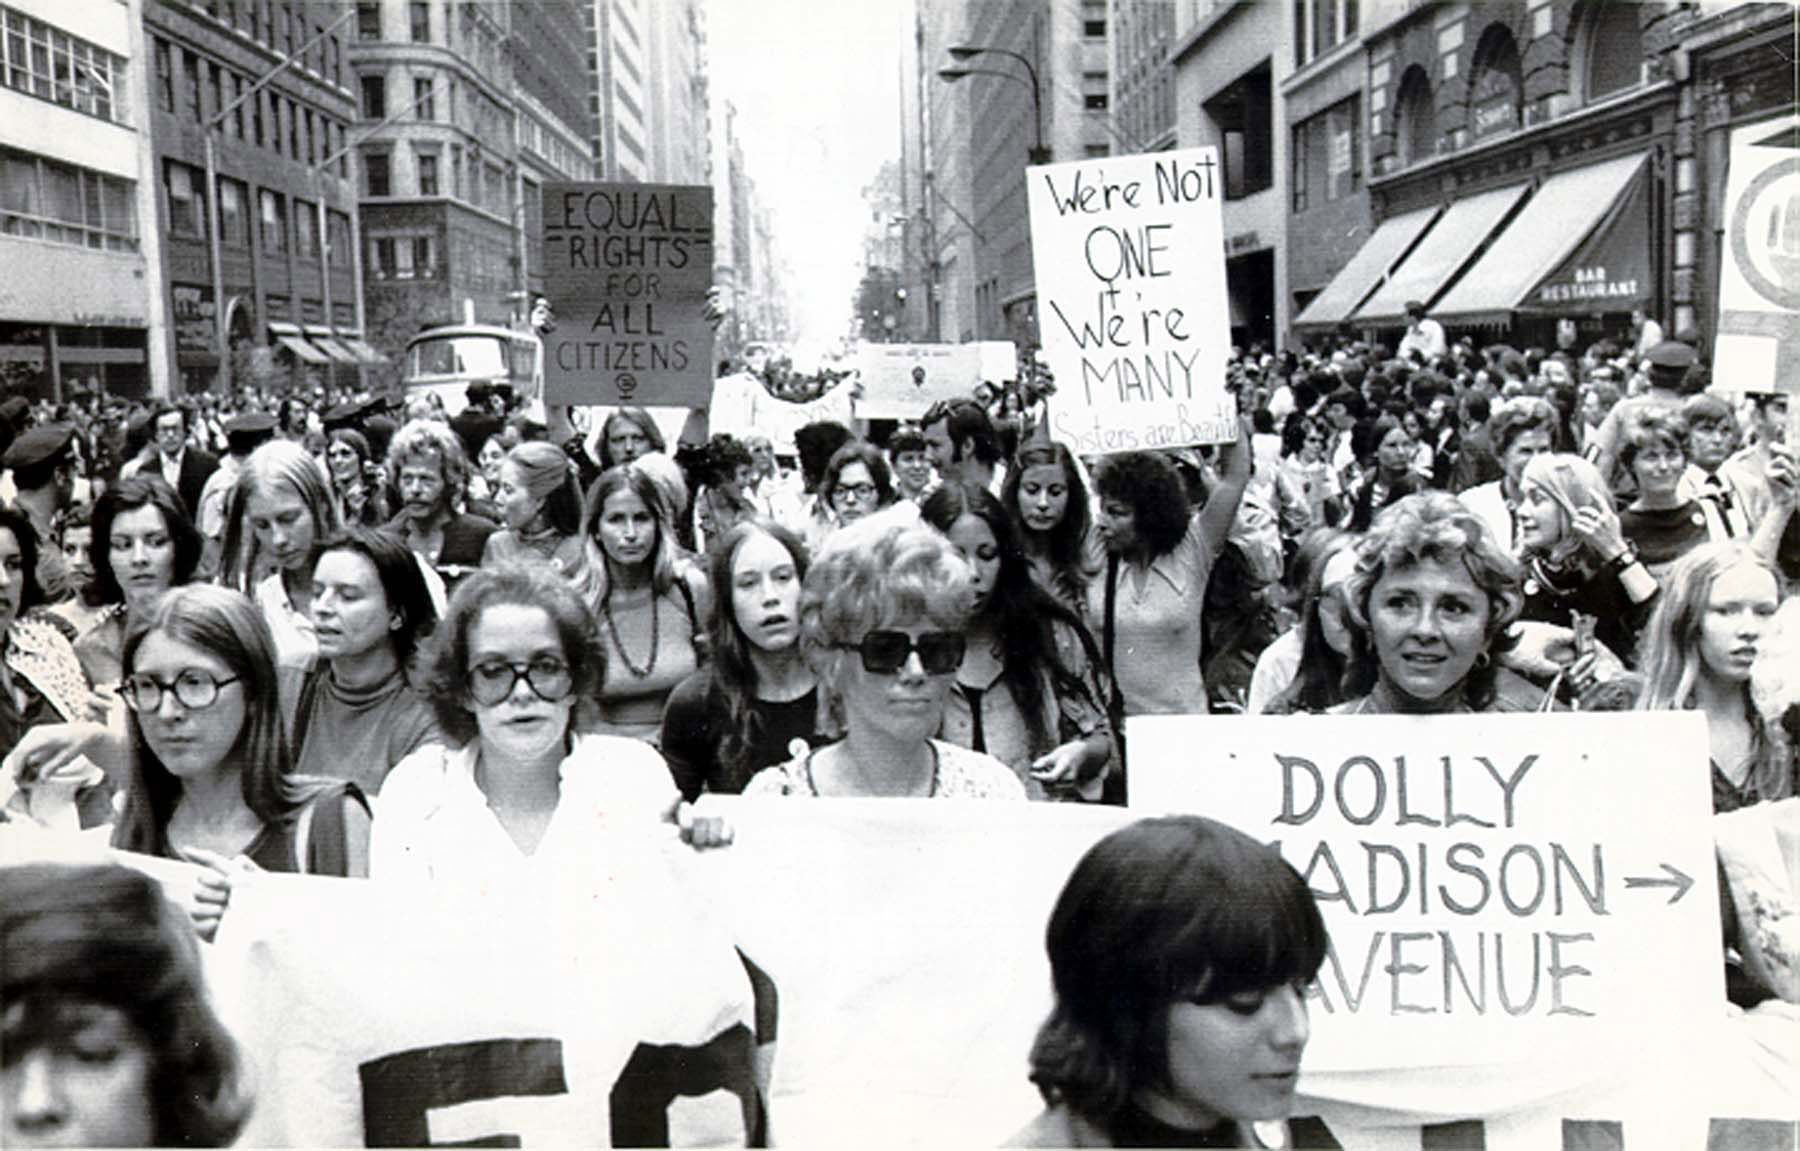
[
  {"xmin": 586, "ymin": 0, "xmax": 709, "ymax": 185},
  {"xmin": 1171, "ymin": 0, "xmax": 1291, "ymax": 351},
  {"xmin": 1, "ymin": 0, "xmax": 165, "ymax": 399},
  {"xmin": 350, "ymin": 0, "xmax": 591, "ymax": 364},
  {"xmin": 144, "ymin": 0, "xmax": 362, "ymax": 395},
  {"xmin": 1110, "ymin": 0, "xmax": 1176, "ymax": 154},
  {"xmin": 928, "ymin": 0, "xmax": 1112, "ymax": 348}
]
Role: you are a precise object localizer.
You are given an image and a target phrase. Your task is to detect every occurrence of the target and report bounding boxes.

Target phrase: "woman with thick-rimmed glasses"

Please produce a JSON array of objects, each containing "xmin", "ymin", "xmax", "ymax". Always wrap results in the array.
[
  {"xmin": 110, "ymin": 584, "xmax": 372, "ymax": 939},
  {"xmin": 743, "ymin": 515, "xmax": 1023, "ymax": 798},
  {"xmin": 371, "ymin": 564, "xmax": 726, "ymax": 882},
  {"xmin": 820, "ymin": 441, "xmax": 897, "ymax": 540}
]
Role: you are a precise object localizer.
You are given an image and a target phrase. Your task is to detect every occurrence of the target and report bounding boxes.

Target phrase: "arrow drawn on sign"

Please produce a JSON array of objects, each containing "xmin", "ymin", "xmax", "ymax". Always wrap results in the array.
[{"xmin": 1624, "ymin": 863, "xmax": 1694, "ymax": 905}]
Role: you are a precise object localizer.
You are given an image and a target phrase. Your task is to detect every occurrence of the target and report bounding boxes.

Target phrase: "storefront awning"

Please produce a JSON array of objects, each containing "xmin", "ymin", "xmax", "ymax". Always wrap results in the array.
[
  {"xmin": 303, "ymin": 324, "xmax": 361, "ymax": 365},
  {"xmin": 268, "ymin": 322, "xmax": 330, "ymax": 365},
  {"xmin": 333, "ymin": 330, "xmax": 388, "ymax": 365},
  {"xmin": 1434, "ymin": 153, "xmax": 1650, "ymax": 324},
  {"xmin": 1293, "ymin": 205, "xmax": 1442, "ymax": 329},
  {"xmin": 1353, "ymin": 181, "xmax": 1531, "ymax": 326}
]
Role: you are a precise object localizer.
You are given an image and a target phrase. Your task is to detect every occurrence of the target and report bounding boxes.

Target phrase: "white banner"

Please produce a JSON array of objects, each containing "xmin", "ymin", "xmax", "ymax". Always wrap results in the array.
[
  {"xmin": 853, "ymin": 342, "xmax": 983, "ymax": 419},
  {"xmin": 1028, "ymin": 147, "xmax": 1237, "ymax": 454}
]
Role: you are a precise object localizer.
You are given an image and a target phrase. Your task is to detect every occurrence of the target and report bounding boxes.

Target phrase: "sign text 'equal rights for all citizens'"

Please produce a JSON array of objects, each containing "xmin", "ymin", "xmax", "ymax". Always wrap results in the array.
[
  {"xmin": 1028, "ymin": 148, "xmax": 1236, "ymax": 454},
  {"xmin": 1128, "ymin": 712, "xmax": 1722, "ymax": 1073},
  {"xmin": 539, "ymin": 182, "xmax": 714, "ymax": 407}
]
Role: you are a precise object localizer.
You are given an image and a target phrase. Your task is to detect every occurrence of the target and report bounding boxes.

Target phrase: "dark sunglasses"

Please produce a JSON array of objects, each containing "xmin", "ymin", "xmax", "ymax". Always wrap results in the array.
[{"xmin": 838, "ymin": 629, "xmax": 965, "ymax": 675}]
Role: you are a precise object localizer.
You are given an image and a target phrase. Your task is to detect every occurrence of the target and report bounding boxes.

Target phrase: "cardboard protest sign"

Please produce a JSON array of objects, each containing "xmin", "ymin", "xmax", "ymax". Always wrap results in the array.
[
  {"xmin": 1128, "ymin": 713, "xmax": 1723, "ymax": 1078},
  {"xmin": 1713, "ymin": 115, "xmax": 1800, "ymax": 397},
  {"xmin": 1028, "ymin": 148, "xmax": 1237, "ymax": 454},
  {"xmin": 854, "ymin": 342, "xmax": 984, "ymax": 419},
  {"xmin": 540, "ymin": 183, "xmax": 715, "ymax": 408}
]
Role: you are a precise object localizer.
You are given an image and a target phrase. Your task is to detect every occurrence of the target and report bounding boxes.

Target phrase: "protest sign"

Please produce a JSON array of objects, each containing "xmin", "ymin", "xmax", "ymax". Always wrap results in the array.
[
  {"xmin": 540, "ymin": 183, "xmax": 714, "ymax": 408},
  {"xmin": 1714, "ymin": 115, "xmax": 1800, "ymax": 398},
  {"xmin": 1028, "ymin": 147, "xmax": 1237, "ymax": 455},
  {"xmin": 854, "ymin": 342, "xmax": 984, "ymax": 419},
  {"xmin": 977, "ymin": 339, "xmax": 1020, "ymax": 385},
  {"xmin": 1128, "ymin": 712, "xmax": 1723, "ymax": 1078}
]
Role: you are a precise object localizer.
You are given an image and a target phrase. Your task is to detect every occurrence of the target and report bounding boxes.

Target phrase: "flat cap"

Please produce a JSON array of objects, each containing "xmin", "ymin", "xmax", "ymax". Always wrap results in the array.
[
  {"xmin": 323, "ymin": 402, "xmax": 363, "ymax": 428},
  {"xmin": 1, "ymin": 423, "xmax": 75, "ymax": 471},
  {"xmin": 1644, "ymin": 341, "xmax": 1697, "ymax": 372},
  {"xmin": 226, "ymin": 412, "xmax": 276, "ymax": 436}
]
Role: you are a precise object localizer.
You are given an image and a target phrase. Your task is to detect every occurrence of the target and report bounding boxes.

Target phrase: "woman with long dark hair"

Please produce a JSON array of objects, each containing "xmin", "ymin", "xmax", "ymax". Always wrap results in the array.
[
  {"xmin": 660, "ymin": 520, "xmax": 825, "ymax": 799},
  {"xmin": 1248, "ymin": 528, "xmax": 1358, "ymax": 715},
  {"xmin": 920, "ymin": 485, "xmax": 1113, "ymax": 800},
  {"xmin": 70, "ymin": 476, "xmax": 203, "ymax": 694},
  {"xmin": 1002, "ymin": 438, "xmax": 1102, "ymax": 617}
]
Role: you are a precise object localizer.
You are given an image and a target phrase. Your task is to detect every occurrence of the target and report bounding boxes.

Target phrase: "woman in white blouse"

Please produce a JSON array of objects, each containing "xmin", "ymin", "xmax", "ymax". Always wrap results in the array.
[{"xmin": 371, "ymin": 565, "xmax": 724, "ymax": 882}]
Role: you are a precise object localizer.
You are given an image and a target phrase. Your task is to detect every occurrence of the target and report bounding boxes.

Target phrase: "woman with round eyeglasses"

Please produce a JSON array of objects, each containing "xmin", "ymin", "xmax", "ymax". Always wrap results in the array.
[
  {"xmin": 821, "ymin": 441, "xmax": 896, "ymax": 537},
  {"xmin": 583, "ymin": 465, "xmax": 710, "ymax": 744},
  {"xmin": 110, "ymin": 585, "xmax": 373, "ymax": 939},
  {"xmin": 372, "ymin": 565, "xmax": 726, "ymax": 882},
  {"xmin": 743, "ymin": 517, "xmax": 1023, "ymax": 798}
]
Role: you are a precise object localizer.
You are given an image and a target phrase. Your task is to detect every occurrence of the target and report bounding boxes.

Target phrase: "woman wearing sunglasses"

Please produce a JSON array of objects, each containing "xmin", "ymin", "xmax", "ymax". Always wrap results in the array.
[
  {"xmin": 743, "ymin": 516, "xmax": 1024, "ymax": 798},
  {"xmin": 372, "ymin": 565, "xmax": 726, "ymax": 882},
  {"xmin": 110, "ymin": 585, "xmax": 372, "ymax": 939}
]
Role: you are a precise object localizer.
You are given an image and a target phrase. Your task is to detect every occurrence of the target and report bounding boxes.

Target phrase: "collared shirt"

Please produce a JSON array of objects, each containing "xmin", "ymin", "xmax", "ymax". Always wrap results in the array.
[
  {"xmin": 160, "ymin": 447, "xmax": 185, "ymax": 491},
  {"xmin": 254, "ymin": 571, "xmax": 317, "ymax": 673},
  {"xmin": 1085, "ymin": 515, "xmax": 1215, "ymax": 716},
  {"xmin": 1399, "ymin": 317, "xmax": 1446, "ymax": 362}
]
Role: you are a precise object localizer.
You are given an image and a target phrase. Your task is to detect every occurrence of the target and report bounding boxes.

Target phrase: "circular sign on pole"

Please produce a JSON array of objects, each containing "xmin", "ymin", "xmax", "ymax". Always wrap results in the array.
[{"xmin": 1727, "ymin": 155, "xmax": 1800, "ymax": 312}]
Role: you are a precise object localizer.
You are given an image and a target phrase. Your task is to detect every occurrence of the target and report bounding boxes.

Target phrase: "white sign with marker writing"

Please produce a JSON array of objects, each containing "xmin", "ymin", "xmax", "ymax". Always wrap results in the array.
[{"xmin": 1028, "ymin": 147, "xmax": 1237, "ymax": 454}]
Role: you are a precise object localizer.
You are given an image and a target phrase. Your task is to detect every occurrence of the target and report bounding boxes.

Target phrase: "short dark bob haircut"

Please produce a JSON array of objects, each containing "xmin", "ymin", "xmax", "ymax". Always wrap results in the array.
[
  {"xmin": 87, "ymin": 475, "xmax": 203, "ymax": 609},
  {"xmin": 315, "ymin": 526, "xmax": 439, "ymax": 667},
  {"xmin": 2, "ymin": 862, "xmax": 250, "ymax": 1146},
  {"xmin": 1027, "ymin": 815, "xmax": 1327, "ymax": 1123},
  {"xmin": 1092, "ymin": 451, "xmax": 1192, "ymax": 559},
  {"xmin": 426, "ymin": 563, "xmax": 605, "ymax": 746},
  {"xmin": 822, "ymin": 441, "xmax": 895, "ymax": 511}
]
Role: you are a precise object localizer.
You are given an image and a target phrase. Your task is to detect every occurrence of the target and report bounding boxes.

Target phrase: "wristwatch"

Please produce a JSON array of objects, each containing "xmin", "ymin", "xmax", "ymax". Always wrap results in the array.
[{"xmin": 1605, "ymin": 545, "xmax": 1639, "ymax": 576}]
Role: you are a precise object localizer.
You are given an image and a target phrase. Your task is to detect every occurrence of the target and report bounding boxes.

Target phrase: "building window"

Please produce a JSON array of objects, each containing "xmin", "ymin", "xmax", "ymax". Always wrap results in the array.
[
  {"xmin": 277, "ymin": 4, "xmax": 291, "ymax": 57},
  {"xmin": 294, "ymin": 199, "xmax": 315, "ymax": 257},
  {"xmin": 1204, "ymin": 63, "xmax": 1273, "ymax": 200},
  {"xmin": 228, "ymin": 72, "xmax": 244, "ymax": 137},
  {"xmin": 1292, "ymin": 95, "xmax": 1360, "ymax": 214},
  {"xmin": 1085, "ymin": 93, "xmax": 1109, "ymax": 111},
  {"xmin": 1296, "ymin": 0, "xmax": 1358, "ymax": 68},
  {"xmin": 364, "ymin": 151, "xmax": 390, "ymax": 196},
  {"xmin": 326, "ymin": 35, "xmax": 339, "ymax": 85},
  {"xmin": 259, "ymin": 189, "xmax": 286, "ymax": 252},
  {"xmin": 163, "ymin": 160, "xmax": 204, "ymax": 240},
  {"xmin": 360, "ymin": 73, "xmax": 384, "ymax": 119},
  {"xmin": 327, "ymin": 210, "xmax": 350, "ymax": 263},
  {"xmin": 370, "ymin": 235, "xmax": 394, "ymax": 278},
  {"xmin": 1573, "ymin": 1, "xmax": 1642, "ymax": 105},
  {"xmin": 417, "ymin": 152, "xmax": 438, "ymax": 195},
  {"xmin": 2, "ymin": 149, "xmax": 137, "ymax": 250},
  {"xmin": 0, "ymin": 8, "xmax": 130, "ymax": 124},
  {"xmin": 154, "ymin": 36, "xmax": 172, "ymax": 113},
  {"xmin": 251, "ymin": 89, "xmax": 264, "ymax": 147},
  {"xmin": 411, "ymin": 235, "xmax": 434, "ymax": 278},
  {"xmin": 1393, "ymin": 65, "xmax": 1435, "ymax": 168},
  {"xmin": 218, "ymin": 178, "xmax": 246, "ymax": 246},
  {"xmin": 409, "ymin": 1, "xmax": 430, "ymax": 43},
  {"xmin": 1085, "ymin": 143, "xmax": 1110, "ymax": 157},
  {"xmin": 182, "ymin": 49, "xmax": 201, "ymax": 122},
  {"xmin": 1084, "ymin": 19, "xmax": 1105, "ymax": 36},
  {"xmin": 357, "ymin": 2, "xmax": 379, "ymax": 40},
  {"xmin": 414, "ymin": 75, "xmax": 433, "ymax": 120}
]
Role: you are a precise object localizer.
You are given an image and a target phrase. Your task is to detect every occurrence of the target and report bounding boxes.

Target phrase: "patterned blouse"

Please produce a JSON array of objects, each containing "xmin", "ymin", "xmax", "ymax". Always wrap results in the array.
[{"xmin": 743, "ymin": 739, "xmax": 1026, "ymax": 799}]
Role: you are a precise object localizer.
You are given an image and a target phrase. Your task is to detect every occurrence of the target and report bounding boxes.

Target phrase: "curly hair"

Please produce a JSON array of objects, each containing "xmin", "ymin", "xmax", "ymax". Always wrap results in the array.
[
  {"xmin": 1027, "ymin": 816, "xmax": 1327, "ymax": 1125},
  {"xmin": 385, "ymin": 418, "xmax": 470, "ymax": 514},
  {"xmin": 424, "ymin": 564, "xmax": 606, "ymax": 747},
  {"xmin": 799, "ymin": 513, "xmax": 972, "ymax": 736},
  {"xmin": 1487, "ymin": 397, "xmax": 1558, "ymax": 458},
  {"xmin": 920, "ymin": 483, "xmax": 1094, "ymax": 756},
  {"xmin": 705, "ymin": 519, "xmax": 811, "ymax": 784},
  {"xmin": 1093, "ymin": 451, "xmax": 1191, "ymax": 559},
  {"xmin": 1617, "ymin": 406, "xmax": 1689, "ymax": 474},
  {"xmin": 1341, "ymin": 491, "xmax": 1523, "ymax": 709},
  {"xmin": 1, "ymin": 862, "xmax": 250, "ymax": 1146},
  {"xmin": 1002, "ymin": 440, "xmax": 1097, "ymax": 603},
  {"xmin": 86, "ymin": 476, "xmax": 202, "ymax": 609}
]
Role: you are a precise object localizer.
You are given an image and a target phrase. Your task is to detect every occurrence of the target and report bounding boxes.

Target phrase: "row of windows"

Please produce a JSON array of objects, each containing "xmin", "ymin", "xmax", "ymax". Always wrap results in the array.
[
  {"xmin": 2, "ymin": 7, "xmax": 130, "ymax": 125},
  {"xmin": 163, "ymin": 158, "xmax": 349, "ymax": 262},
  {"xmin": 153, "ymin": 36, "xmax": 352, "ymax": 177},
  {"xmin": 367, "ymin": 233, "xmax": 436, "ymax": 280},
  {"xmin": 357, "ymin": 2, "xmax": 431, "ymax": 44},
  {"xmin": 361, "ymin": 146, "xmax": 512, "ymax": 217},
  {"xmin": 183, "ymin": 0, "xmax": 346, "ymax": 90},
  {"xmin": 0, "ymin": 148, "xmax": 137, "ymax": 250},
  {"xmin": 1294, "ymin": 0, "xmax": 1359, "ymax": 70}
]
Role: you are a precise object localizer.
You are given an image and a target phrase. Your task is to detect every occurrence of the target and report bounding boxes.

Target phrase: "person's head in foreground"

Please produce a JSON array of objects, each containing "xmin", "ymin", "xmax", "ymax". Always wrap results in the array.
[
  {"xmin": 2, "ymin": 862, "xmax": 249, "ymax": 1147},
  {"xmin": 1022, "ymin": 816, "xmax": 1327, "ymax": 1143}
]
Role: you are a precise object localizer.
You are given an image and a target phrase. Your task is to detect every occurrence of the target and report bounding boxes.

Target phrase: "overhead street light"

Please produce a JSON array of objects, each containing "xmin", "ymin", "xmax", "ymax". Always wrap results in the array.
[{"xmin": 937, "ymin": 44, "xmax": 1049, "ymax": 165}]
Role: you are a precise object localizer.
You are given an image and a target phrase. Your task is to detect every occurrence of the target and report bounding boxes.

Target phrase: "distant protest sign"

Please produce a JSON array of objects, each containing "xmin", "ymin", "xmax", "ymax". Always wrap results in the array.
[
  {"xmin": 855, "ymin": 342, "xmax": 983, "ymax": 419},
  {"xmin": 1129, "ymin": 713, "xmax": 1722, "ymax": 1076},
  {"xmin": 540, "ymin": 183, "xmax": 714, "ymax": 407},
  {"xmin": 1028, "ymin": 148, "xmax": 1236, "ymax": 454}
]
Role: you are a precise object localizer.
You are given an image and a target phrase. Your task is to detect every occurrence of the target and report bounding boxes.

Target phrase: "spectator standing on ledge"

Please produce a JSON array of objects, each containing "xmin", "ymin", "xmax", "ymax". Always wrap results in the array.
[{"xmin": 1397, "ymin": 299, "xmax": 1446, "ymax": 365}]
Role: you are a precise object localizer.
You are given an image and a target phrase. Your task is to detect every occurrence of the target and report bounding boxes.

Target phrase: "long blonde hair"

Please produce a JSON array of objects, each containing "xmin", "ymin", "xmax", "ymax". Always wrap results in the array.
[
  {"xmin": 218, "ymin": 440, "xmax": 339, "ymax": 592},
  {"xmin": 1637, "ymin": 541, "xmax": 1782, "ymax": 713}
]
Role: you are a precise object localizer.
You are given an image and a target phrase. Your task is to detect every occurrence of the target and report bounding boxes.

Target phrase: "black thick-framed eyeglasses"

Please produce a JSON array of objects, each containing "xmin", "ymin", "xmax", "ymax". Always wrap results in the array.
[
  {"xmin": 466, "ymin": 657, "xmax": 574, "ymax": 705},
  {"xmin": 836, "ymin": 630, "xmax": 965, "ymax": 675},
  {"xmin": 120, "ymin": 671, "xmax": 241, "ymax": 712}
]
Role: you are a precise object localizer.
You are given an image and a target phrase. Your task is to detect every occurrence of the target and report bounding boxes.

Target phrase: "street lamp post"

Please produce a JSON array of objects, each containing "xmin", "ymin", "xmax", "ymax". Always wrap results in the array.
[
  {"xmin": 937, "ymin": 43, "xmax": 1049, "ymax": 165},
  {"xmin": 203, "ymin": 10, "xmax": 354, "ymax": 393}
]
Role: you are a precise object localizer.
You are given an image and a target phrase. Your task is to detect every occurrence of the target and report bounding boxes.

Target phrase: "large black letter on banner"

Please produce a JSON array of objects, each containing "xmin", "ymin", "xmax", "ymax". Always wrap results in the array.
[{"xmin": 360, "ymin": 1037, "xmax": 567, "ymax": 1147}]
